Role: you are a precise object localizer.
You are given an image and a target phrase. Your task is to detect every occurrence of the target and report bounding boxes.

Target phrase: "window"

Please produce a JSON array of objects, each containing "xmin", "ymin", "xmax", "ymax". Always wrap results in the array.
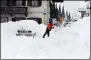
[
  {"xmin": 28, "ymin": 0, "xmax": 42, "ymax": 7},
  {"xmin": 6, "ymin": 0, "xmax": 26, "ymax": 6},
  {"xmin": 1, "ymin": 0, "xmax": 25, "ymax": 6},
  {"xmin": 7, "ymin": 0, "xmax": 16, "ymax": 6},
  {"xmin": 1, "ymin": 0, "xmax": 7, "ymax": 6},
  {"xmin": 7, "ymin": 0, "xmax": 11, "ymax": 6},
  {"xmin": 16, "ymin": 0, "xmax": 26, "ymax": 6},
  {"xmin": 16, "ymin": 0, "xmax": 23, "ymax": 6},
  {"xmin": 22, "ymin": 0, "xmax": 26, "ymax": 6},
  {"xmin": 12, "ymin": 0, "xmax": 16, "ymax": 6}
]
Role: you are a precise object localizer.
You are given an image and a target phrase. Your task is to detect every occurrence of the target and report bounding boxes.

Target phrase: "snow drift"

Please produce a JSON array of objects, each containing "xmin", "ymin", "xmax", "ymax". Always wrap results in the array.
[{"xmin": 1, "ymin": 17, "xmax": 90, "ymax": 59}]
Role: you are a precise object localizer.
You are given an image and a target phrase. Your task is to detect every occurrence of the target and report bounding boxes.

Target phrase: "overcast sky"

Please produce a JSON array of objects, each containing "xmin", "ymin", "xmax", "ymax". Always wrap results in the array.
[{"xmin": 56, "ymin": 1, "xmax": 88, "ymax": 19}]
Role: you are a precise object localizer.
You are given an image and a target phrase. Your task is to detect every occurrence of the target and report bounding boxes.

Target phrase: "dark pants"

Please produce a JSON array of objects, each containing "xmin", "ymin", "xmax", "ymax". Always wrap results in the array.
[{"xmin": 43, "ymin": 28, "xmax": 50, "ymax": 38}]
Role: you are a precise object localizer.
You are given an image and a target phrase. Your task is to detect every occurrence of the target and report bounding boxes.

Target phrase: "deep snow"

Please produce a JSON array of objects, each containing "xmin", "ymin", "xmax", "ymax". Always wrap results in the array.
[{"xmin": 1, "ymin": 16, "xmax": 90, "ymax": 59}]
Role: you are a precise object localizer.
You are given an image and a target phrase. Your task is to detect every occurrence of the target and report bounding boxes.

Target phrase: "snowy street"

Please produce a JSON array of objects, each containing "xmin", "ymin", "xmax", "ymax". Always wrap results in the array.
[{"xmin": 1, "ymin": 16, "xmax": 90, "ymax": 59}]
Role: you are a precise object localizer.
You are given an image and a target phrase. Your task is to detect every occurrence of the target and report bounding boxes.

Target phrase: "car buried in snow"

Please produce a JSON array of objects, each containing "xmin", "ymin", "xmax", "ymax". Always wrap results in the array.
[{"xmin": 16, "ymin": 27, "xmax": 36, "ymax": 38}]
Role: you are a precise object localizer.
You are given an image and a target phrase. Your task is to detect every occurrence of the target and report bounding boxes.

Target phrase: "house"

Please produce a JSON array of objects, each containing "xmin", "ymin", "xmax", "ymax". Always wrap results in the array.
[
  {"xmin": 78, "ymin": 8, "xmax": 90, "ymax": 18},
  {"xmin": 27, "ymin": 0, "xmax": 50, "ymax": 25},
  {"xmin": 78, "ymin": 1, "xmax": 90, "ymax": 18},
  {"xmin": 1, "ymin": 0, "xmax": 50, "ymax": 25},
  {"xmin": 1, "ymin": 0, "xmax": 27, "ymax": 23},
  {"xmin": 78, "ymin": 8, "xmax": 87, "ymax": 18},
  {"xmin": 1, "ymin": 0, "xmax": 64, "ymax": 25}
]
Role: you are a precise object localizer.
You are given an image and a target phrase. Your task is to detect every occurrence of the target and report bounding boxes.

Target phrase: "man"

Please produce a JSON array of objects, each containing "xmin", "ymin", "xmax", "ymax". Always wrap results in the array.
[{"xmin": 43, "ymin": 18, "xmax": 55, "ymax": 38}]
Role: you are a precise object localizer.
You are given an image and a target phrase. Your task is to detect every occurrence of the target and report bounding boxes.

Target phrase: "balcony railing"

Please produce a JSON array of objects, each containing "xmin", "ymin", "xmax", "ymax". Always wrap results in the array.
[{"xmin": 1, "ymin": 6, "xmax": 28, "ymax": 16}]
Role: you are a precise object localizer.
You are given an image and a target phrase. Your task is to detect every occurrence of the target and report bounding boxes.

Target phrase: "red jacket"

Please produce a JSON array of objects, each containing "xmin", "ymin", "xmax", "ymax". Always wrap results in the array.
[{"xmin": 47, "ymin": 23, "xmax": 55, "ymax": 30}]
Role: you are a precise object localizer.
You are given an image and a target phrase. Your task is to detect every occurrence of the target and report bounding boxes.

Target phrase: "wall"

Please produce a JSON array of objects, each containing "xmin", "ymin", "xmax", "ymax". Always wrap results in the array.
[
  {"xmin": 1, "ymin": 0, "xmax": 50, "ymax": 25},
  {"xmin": 1, "ymin": 14, "xmax": 26, "ymax": 23},
  {"xmin": 27, "ymin": 1, "xmax": 50, "ymax": 25}
]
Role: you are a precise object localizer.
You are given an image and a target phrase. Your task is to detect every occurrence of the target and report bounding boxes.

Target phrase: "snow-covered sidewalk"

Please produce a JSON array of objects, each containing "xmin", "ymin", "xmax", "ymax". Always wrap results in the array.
[{"xmin": 1, "ymin": 16, "xmax": 90, "ymax": 59}]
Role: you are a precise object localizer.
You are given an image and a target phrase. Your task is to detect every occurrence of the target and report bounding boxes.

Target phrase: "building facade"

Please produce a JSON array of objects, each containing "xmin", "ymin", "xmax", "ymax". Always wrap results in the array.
[
  {"xmin": 1, "ymin": 0, "xmax": 50, "ymax": 25},
  {"xmin": 78, "ymin": 1, "xmax": 90, "ymax": 18}
]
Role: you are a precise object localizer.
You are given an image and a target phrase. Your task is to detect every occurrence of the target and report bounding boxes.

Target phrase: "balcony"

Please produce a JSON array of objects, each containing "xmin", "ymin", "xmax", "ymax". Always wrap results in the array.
[{"xmin": 1, "ymin": 6, "xmax": 28, "ymax": 16}]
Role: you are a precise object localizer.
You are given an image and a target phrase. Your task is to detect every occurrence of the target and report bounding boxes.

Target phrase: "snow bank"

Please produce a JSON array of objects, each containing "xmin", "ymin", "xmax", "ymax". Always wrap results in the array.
[
  {"xmin": 18, "ymin": 20, "xmax": 39, "ymax": 32},
  {"xmin": 58, "ymin": 16, "xmax": 90, "ymax": 58},
  {"xmin": 1, "ymin": 17, "xmax": 90, "ymax": 59},
  {"xmin": 70, "ymin": 16, "xmax": 90, "ymax": 44},
  {"xmin": 36, "ymin": 24, "xmax": 47, "ymax": 37},
  {"xmin": 1, "ymin": 20, "xmax": 44, "ymax": 35}
]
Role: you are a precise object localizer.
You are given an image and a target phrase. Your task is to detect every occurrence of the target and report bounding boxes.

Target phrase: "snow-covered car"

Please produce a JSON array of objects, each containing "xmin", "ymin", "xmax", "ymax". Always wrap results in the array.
[{"xmin": 16, "ymin": 27, "xmax": 36, "ymax": 38}]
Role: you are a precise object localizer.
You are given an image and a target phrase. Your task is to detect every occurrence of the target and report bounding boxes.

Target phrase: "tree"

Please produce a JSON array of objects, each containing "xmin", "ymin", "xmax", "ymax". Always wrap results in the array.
[
  {"xmin": 69, "ymin": 12, "xmax": 71, "ymax": 20},
  {"xmin": 66, "ymin": 11, "xmax": 69, "ymax": 19},
  {"xmin": 50, "ymin": 1, "xmax": 56, "ymax": 19},
  {"xmin": 64, "ymin": 11, "xmax": 69, "ymax": 27},
  {"xmin": 59, "ymin": 4, "xmax": 61, "ymax": 14},
  {"xmin": 50, "ymin": 1, "xmax": 54, "ymax": 18},
  {"xmin": 62, "ymin": 5, "xmax": 65, "ymax": 18},
  {"xmin": 55, "ymin": 4, "xmax": 59, "ymax": 19}
]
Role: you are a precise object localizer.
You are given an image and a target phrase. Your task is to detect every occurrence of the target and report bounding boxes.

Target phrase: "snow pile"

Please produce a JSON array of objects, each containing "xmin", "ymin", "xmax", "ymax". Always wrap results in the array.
[
  {"xmin": 1, "ymin": 20, "xmax": 40, "ymax": 35},
  {"xmin": 71, "ymin": 16, "xmax": 90, "ymax": 51},
  {"xmin": 69, "ymin": 16, "xmax": 90, "ymax": 45},
  {"xmin": 18, "ymin": 20, "xmax": 39, "ymax": 32},
  {"xmin": 57, "ymin": 16, "xmax": 90, "ymax": 58},
  {"xmin": 36, "ymin": 24, "xmax": 47, "ymax": 37},
  {"xmin": 1, "ymin": 17, "xmax": 90, "ymax": 59}
]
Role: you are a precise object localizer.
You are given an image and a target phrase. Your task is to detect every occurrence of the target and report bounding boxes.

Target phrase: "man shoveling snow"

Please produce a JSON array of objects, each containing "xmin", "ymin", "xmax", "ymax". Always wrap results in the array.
[{"xmin": 43, "ymin": 18, "xmax": 55, "ymax": 38}]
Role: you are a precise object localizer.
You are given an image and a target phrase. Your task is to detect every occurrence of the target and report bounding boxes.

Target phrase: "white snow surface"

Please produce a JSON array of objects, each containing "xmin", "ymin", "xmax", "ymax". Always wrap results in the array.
[{"xmin": 1, "ymin": 17, "xmax": 90, "ymax": 59}]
